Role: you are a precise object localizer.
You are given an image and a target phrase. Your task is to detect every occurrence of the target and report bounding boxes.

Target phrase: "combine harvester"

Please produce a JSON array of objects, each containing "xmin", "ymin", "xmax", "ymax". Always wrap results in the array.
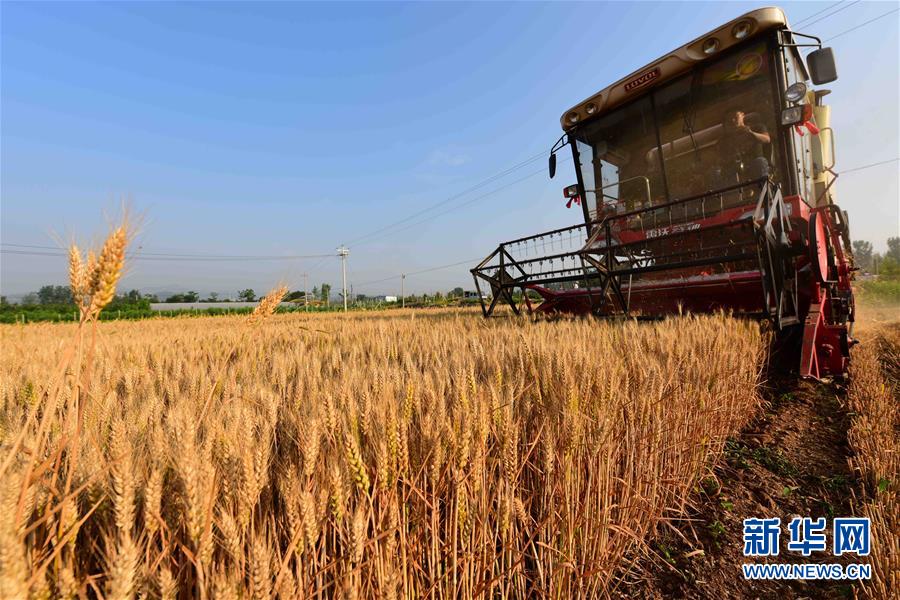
[{"xmin": 472, "ymin": 7, "xmax": 855, "ymax": 379}]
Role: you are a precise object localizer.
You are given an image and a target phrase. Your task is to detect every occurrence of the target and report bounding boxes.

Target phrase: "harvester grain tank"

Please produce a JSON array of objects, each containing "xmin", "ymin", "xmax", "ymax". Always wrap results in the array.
[{"xmin": 472, "ymin": 7, "xmax": 855, "ymax": 379}]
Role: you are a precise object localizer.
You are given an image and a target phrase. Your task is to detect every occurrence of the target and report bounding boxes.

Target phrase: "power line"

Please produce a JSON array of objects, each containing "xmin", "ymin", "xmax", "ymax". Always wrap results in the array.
[
  {"xmin": 353, "ymin": 170, "xmax": 545, "ymax": 248},
  {"xmin": 1, "ymin": 243, "xmax": 333, "ymax": 261},
  {"xmin": 837, "ymin": 157, "xmax": 899, "ymax": 175},
  {"xmin": 138, "ymin": 251, "xmax": 332, "ymax": 260},
  {"xmin": 408, "ymin": 258, "xmax": 482, "ymax": 277},
  {"xmin": 3, "ymin": 148, "xmax": 553, "ymax": 262},
  {"xmin": 339, "ymin": 0, "xmax": 885, "ymax": 251},
  {"xmin": 0, "ymin": 247, "xmax": 334, "ymax": 261},
  {"xmin": 798, "ymin": 1, "xmax": 862, "ymax": 30},
  {"xmin": 5, "ymin": 155, "xmax": 894, "ymax": 269},
  {"xmin": 354, "ymin": 155, "xmax": 573, "ymax": 249},
  {"xmin": 1, "ymin": 250, "xmax": 71, "ymax": 258},
  {"xmin": 790, "ymin": 0, "xmax": 899, "ymax": 45},
  {"xmin": 300, "ymin": 254, "xmax": 332, "ymax": 282},
  {"xmin": 825, "ymin": 7, "xmax": 899, "ymax": 41},
  {"xmin": 351, "ymin": 156, "xmax": 898, "ymax": 290},
  {"xmin": 353, "ymin": 273, "xmax": 401, "ymax": 288},
  {"xmin": 124, "ymin": 254, "xmax": 335, "ymax": 262},
  {"xmin": 792, "ymin": 1, "xmax": 844, "ymax": 28},
  {"xmin": 343, "ymin": 150, "xmax": 547, "ymax": 246},
  {"xmin": 354, "ymin": 258, "xmax": 480, "ymax": 289},
  {"xmin": 292, "ymin": 150, "xmax": 555, "ymax": 284}
]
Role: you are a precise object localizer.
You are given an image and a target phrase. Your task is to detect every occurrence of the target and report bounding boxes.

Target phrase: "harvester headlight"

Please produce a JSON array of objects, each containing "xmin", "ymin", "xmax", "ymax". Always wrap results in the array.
[
  {"xmin": 567, "ymin": 111, "xmax": 580, "ymax": 124},
  {"xmin": 784, "ymin": 82, "xmax": 808, "ymax": 103},
  {"xmin": 702, "ymin": 38, "xmax": 719, "ymax": 55},
  {"xmin": 585, "ymin": 102, "xmax": 597, "ymax": 115},
  {"xmin": 781, "ymin": 105, "xmax": 803, "ymax": 126},
  {"xmin": 732, "ymin": 21, "xmax": 752, "ymax": 39}
]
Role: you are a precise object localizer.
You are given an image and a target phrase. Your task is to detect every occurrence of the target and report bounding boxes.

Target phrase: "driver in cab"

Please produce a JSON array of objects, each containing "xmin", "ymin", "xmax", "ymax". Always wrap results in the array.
[{"xmin": 713, "ymin": 108, "xmax": 771, "ymax": 186}]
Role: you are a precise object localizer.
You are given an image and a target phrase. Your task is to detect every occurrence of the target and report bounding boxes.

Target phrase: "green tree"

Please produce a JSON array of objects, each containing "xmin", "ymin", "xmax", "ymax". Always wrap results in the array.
[
  {"xmin": 320, "ymin": 283, "xmax": 331, "ymax": 304},
  {"xmin": 123, "ymin": 289, "xmax": 143, "ymax": 303},
  {"xmin": 165, "ymin": 291, "xmax": 200, "ymax": 303},
  {"xmin": 881, "ymin": 256, "xmax": 900, "ymax": 279},
  {"xmin": 449, "ymin": 287, "xmax": 464, "ymax": 298},
  {"xmin": 887, "ymin": 237, "xmax": 900, "ymax": 263},
  {"xmin": 238, "ymin": 289, "xmax": 256, "ymax": 302},
  {"xmin": 37, "ymin": 285, "xmax": 72, "ymax": 305},
  {"xmin": 852, "ymin": 240, "xmax": 873, "ymax": 270},
  {"xmin": 206, "ymin": 292, "xmax": 219, "ymax": 302}
]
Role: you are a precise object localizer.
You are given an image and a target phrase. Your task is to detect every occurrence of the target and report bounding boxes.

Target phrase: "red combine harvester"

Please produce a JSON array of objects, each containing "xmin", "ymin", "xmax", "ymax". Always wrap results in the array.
[{"xmin": 472, "ymin": 7, "xmax": 856, "ymax": 379}]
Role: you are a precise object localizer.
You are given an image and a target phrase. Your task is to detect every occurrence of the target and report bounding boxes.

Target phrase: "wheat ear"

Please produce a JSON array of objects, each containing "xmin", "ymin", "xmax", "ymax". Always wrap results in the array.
[
  {"xmin": 68, "ymin": 245, "xmax": 86, "ymax": 308},
  {"xmin": 248, "ymin": 285, "xmax": 288, "ymax": 324},
  {"xmin": 89, "ymin": 224, "xmax": 128, "ymax": 318}
]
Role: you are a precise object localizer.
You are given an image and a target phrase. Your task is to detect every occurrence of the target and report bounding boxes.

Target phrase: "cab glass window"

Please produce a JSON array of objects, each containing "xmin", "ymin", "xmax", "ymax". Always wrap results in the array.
[
  {"xmin": 572, "ymin": 95, "xmax": 663, "ymax": 217},
  {"xmin": 653, "ymin": 39, "xmax": 780, "ymax": 201}
]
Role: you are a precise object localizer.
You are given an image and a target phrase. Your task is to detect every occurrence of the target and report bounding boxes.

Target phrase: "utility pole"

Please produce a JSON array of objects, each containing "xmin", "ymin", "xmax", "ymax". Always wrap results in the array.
[
  {"xmin": 303, "ymin": 272, "xmax": 308, "ymax": 311},
  {"xmin": 337, "ymin": 246, "xmax": 350, "ymax": 312},
  {"xmin": 401, "ymin": 274, "xmax": 405, "ymax": 309}
]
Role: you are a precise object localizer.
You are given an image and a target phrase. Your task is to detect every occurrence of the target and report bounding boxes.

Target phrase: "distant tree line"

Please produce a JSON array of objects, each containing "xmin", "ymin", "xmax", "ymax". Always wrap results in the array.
[
  {"xmin": 852, "ymin": 236, "xmax": 900, "ymax": 304},
  {"xmin": 4, "ymin": 286, "xmax": 153, "ymax": 308},
  {"xmin": 852, "ymin": 236, "xmax": 900, "ymax": 277},
  {"xmin": 0, "ymin": 281, "xmax": 489, "ymax": 323},
  {"xmin": 0, "ymin": 287, "xmax": 153, "ymax": 323}
]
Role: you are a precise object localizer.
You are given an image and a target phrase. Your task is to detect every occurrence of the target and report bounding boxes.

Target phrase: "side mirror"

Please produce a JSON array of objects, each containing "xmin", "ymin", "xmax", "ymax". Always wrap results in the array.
[
  {"xmin": 807, "ymin": 47, "xmax": 837, "ymax": 85},
  {"xmin": 549, "ymin": 153, "xmax": 557, "ymax": 179}
]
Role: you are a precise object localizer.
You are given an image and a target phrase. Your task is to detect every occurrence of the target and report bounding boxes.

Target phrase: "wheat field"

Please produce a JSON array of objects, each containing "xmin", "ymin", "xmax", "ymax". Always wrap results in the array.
[
  {"xmin": 1, "ymin": 305, "xmax": 766, "ymax": 599},
  {"xmin": 847, "ymin": 324, "xmax": 900, "ymax": 598},
  {"xmin": 0, "ymin": 219, "xmax": 772, "ymax": 599}
]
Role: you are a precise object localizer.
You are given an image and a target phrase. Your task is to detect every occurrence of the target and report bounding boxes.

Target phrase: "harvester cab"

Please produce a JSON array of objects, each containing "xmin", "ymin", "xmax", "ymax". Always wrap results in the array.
[{"xmin": 471, "ymin": 7, "xmax": 856, "ymax": 380}]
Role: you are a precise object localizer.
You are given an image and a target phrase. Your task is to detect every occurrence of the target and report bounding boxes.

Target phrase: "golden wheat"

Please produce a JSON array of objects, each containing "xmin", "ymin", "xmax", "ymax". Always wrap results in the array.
[
  {"xmin": 67, "ymin": 245, "xmax": 86, "ymax": 307},
  {"xmin": 65, "ymin": 222, "xmax": 129, "ymax": 322},
  {"xmin": 249, "ymin": 285, "xmax": 288, "ymax": 324},
  {"xmin": 847, "ymin": 325, "xmax": 899, "ymax": 599},
  {"xmin": 0, "ymin": 305, "xmax": 768, "ymax": 598}
]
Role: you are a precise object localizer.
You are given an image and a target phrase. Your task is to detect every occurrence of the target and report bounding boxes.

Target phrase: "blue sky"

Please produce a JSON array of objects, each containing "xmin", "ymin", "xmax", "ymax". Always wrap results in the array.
[{"xmin": 2, "ymin": 1, "xmax": 898, "ymax": 297}]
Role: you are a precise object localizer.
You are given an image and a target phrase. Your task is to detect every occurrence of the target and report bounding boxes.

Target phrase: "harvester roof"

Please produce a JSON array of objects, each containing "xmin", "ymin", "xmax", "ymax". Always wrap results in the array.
[{"xmin": 560, "ymin": 6, "xmax": 788, "ymax": 131}]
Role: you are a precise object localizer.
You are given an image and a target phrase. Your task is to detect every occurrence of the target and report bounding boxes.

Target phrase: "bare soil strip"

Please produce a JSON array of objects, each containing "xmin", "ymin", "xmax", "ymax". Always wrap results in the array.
[{"xmin": 618, "ymin": 377, "xmax": 864, "ymax": 599}]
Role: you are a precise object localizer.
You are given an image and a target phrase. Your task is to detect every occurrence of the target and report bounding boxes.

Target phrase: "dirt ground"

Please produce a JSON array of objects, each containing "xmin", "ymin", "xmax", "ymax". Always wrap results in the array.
[
  {"xmin": 614, "ymin": 378, "xmax": 861, "ymax": 599},
  {"xmin": 612, "ymin": 313, "xmax": 900, "ymax": 599}
]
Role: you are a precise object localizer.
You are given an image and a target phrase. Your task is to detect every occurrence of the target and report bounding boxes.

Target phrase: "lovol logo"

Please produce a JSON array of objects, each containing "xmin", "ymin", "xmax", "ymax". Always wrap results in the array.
[{"xmin": 624, "ymin": 68, "xmax": 661, "ymax": 93}]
